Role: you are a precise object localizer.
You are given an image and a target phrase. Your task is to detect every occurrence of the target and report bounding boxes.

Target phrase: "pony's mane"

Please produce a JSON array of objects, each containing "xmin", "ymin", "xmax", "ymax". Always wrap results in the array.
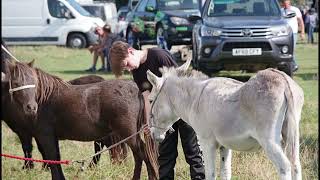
[
  {"xmin": 12, "ymin": 62, "xmax": 32, "ymax": 83},
  {"xmin": 34, "ymin": 67, "xmax": 70, "ymax": 104},
  {"xmin": 160, "ymin": 66, "xmax": 209, "ymax": 80}
]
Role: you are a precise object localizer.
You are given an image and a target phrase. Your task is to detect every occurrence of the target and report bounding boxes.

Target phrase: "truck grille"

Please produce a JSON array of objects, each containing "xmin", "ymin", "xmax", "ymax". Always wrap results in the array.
[
  {"xmin": 221, "ymin": 28, "xmax": 272, "ymax": 38},
  {"xmin": 222, "ymin": 42, "xmax": 272, "ymax": 51}
]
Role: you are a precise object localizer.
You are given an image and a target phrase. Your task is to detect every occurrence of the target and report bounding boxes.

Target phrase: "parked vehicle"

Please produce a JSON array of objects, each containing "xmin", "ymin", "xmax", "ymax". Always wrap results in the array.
[
  {"xmin": 126, "ymin": 0, "xmax": 200, "ymax": 50},
  {"xmin": 2, "ymin": 0, "xmax": 104, "ymax": 48},
  {"xmin": 189, "ymin": 0, "xmax": 296, "ymax": 76},
  {"xmin": 80, "ymin": 2, "xmax": 119, "ymax": 34}
]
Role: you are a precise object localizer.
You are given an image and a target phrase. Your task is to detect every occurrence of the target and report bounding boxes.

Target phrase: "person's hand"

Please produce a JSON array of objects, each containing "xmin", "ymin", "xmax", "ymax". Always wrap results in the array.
[
  {"xmin": 300, "ymin": 32, "xmax": 305, "ymax": 41},
  {"xmin": 143, "ymin": 126, "xmax": 151, "ymax": 136},
  {"xmin": 88, "ymin": 46, "xmax": 94, "ymax": 53}
]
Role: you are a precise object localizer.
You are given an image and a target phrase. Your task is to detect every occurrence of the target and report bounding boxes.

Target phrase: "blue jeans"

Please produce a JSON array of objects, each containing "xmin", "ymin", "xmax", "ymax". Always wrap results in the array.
[
  {"xmin": 103, "ymin": 48, "xmax": 111, "ymax": 71},
  {"xmin": 308, "ymin": 25, "xmax": 315, "ymax": 43}
]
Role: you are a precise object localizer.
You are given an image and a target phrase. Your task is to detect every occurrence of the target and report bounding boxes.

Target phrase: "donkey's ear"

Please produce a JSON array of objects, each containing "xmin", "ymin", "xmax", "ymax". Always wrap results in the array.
[
  {"xmin": 27, "ymin": 59, "xmax": 35, "ymax": 67},
  {"xmin": 176, "ymin": 58, "xmax": 192, "ymax": 72},
  {"xmin": 147, "ymin": 70, "xmax": 161, "ymax": 87}
]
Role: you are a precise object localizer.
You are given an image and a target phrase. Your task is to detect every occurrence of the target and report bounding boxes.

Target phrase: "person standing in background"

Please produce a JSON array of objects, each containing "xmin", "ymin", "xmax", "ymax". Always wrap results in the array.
[
  {"xmin": 305, "ymin": 8, "xmax": 318, "ymax": 44},
  {"xmin": 280, "ymin": 0, "xmax": 305, "ymax": 72}
]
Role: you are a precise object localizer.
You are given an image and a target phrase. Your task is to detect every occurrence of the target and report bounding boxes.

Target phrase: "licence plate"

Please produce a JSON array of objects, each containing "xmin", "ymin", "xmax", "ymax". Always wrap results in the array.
[
  {"xmin": 176, "ymin": 27, "xmax": 188, "ymax": 31},
  {"xmin": 232, "ymin": 48, "xmax": 262, "ymax": 56}
]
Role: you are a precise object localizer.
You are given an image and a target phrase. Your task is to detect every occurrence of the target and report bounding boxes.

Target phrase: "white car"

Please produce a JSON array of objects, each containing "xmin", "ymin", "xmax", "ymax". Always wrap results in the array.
[{"xmin": 2, "ymin": 0, "xmax": 104, "ymax": 48}]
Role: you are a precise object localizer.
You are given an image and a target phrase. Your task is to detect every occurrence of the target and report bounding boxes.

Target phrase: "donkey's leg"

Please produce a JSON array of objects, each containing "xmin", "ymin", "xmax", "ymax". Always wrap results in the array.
[
  {"xmin": 18, "ymin": 132, "xmax": 34, "ymax": 169},
  {"xmin": 35, "ymin": 135, "xmax": 65, "ymax": 180},
  {"xmin": 289, "ymin": 125, "xmax": 301, "ymax": 180},
  {"xmin": 198, "ymin": 139, "xmax": 217, "ymax": 180},
  {"xmin": 219, "ymin": 146, "xmax": 232, "ymax": 180},
  {"xmin": 260, "ymin": 139, "xmax": 291, "ymax": 180}
]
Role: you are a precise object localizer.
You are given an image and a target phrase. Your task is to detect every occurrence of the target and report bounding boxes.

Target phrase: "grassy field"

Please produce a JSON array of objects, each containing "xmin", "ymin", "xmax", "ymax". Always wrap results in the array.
[{"xmin": 1, "ymin": 40, "xmax": 318, "ymax": 179}]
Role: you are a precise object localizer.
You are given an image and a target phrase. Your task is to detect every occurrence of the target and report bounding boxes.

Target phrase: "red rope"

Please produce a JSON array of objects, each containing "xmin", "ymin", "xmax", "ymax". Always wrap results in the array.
[{"xmin": 1, "ymin": 154, "xmax": 70, "ymax": 165}]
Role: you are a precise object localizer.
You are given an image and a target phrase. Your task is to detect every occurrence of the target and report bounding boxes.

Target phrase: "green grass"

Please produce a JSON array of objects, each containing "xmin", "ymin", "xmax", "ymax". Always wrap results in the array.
[{"xmin": 1, "ymin": 40, "xmax": 318, "ymax": 179}]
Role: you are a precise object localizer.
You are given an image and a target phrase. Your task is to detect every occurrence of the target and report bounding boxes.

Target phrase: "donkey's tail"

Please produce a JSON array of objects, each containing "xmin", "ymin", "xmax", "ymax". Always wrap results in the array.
[
  {"xmin": 137, "ymin": 93, "xmax": 159, "ymax": 179},
  {"xmin": 271, "ymin": 69, "xmax": 303, "ymax": 163}
]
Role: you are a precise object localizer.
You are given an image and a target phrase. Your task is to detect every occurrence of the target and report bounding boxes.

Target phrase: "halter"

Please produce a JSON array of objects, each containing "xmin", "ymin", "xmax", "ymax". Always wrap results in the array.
[
  {"xmin": 9, "ymin": 84, "xmax": 36, "ymax": 93},
  {"xmin": 149, "ymin": 79, "xmax": 175, "ymax": 134},
  {"xmin": 1, "ymin": 45, "xmax": 36, "ymax": 95}
]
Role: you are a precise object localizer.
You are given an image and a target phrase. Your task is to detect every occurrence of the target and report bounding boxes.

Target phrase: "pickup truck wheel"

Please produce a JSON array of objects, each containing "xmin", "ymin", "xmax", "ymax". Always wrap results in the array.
[
  {"xmin": 279, "ymin": 64, "xmax": 293, "ymax": 77},
  {"xmin": 156, "ymin": 26, "xmax": 172, "ymax": 50},
  {"xmin": 67, "ymin": 33, "xmax": 87, "ymax": 48}
]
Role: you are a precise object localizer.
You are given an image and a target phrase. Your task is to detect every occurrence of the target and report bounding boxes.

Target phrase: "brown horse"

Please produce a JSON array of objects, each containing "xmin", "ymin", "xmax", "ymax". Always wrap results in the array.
[
  {"xmin": 4, "ymin": 60, "xmax": 158, "ymax": 180},
  {"xmin": 2, "ymin": 74, "xmax": 128, "ymax": 169},
  {"xmin": 68, "ymin": 75, "xmax": 129, "ymax": 166}
]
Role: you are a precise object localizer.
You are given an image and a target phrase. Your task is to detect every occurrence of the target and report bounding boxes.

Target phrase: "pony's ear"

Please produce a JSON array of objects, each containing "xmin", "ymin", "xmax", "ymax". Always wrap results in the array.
[
  {"xmin": 1, "ymin": 72, "xmax": 7, "ymax": 82},
  {"xmin": 147, "ymin": 70, "xmax": 161, "ymax": 87},
  {"xmin": 176, "ymin": 58, "xmax": 192, "ymax": 72},
  {"xmin": 27, "ymin": 59, "xmax": 35, "ymax": 67}
]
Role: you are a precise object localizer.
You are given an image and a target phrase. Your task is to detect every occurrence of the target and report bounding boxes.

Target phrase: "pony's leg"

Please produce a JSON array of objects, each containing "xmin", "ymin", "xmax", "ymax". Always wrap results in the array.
[
  {"xmin": 35, "ymin": 135, "xmax": 65, "ymax": 180},
  {"xmin": 126, "ymin": 139, "xmax": 143, "ymax": 180},
  {"xmin": 89, "ymin": 141, "xmax": 102, "ymax": 168},
  {"xmin": 18, "ymin": 132, "xmax": 34, "ymax": 169},
  {"xmin": 260, "ymin": 139, "xmax": 291, "ymax": 180},
  {"xmin": 120, "ymin": 143, "xmax": 128, "ymax": 161},
  {"xmin": 140, "ymin": 139, "xmax": 158, "ymax": 180},
  {"xmin": 198, "ymin": 139, "xmax": 217, "ymax": 180},
  {"xmin": 219, "ymin": 146, "xmax": 232, "ymax": 180},
  {"xmin": 35, "ymin": 138, "xmax": 49, "ymax": 170}
]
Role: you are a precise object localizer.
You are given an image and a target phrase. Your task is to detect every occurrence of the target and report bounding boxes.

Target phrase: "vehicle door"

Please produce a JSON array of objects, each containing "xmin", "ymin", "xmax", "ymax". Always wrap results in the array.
[
  {"xmin": 43, "ymin": 0, "xmax": 75, "ymax": 44},
  {"xmin": 132, "ymin": 0, "xmax": 157, "ymax": 39}
]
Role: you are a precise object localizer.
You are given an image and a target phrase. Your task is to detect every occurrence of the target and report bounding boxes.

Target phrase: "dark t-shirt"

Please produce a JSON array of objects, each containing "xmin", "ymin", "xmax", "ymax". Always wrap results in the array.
[{"xmin": 132, "ymin": 48, "xmax": 177, "ymax": 92}]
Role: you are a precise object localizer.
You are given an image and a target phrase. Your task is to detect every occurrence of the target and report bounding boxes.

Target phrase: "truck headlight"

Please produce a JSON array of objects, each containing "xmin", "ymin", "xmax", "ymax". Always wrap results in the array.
[
  {"xmin": 170, "ymin": 17, "xmax": 189, "ymax": 25},
  {"xmin": 201, "ymin": 26, "xmax": 222, "ymax": 37},
  {"xmin": 271, "ymin": 25, "xmax": 290, "ymax": 37}
]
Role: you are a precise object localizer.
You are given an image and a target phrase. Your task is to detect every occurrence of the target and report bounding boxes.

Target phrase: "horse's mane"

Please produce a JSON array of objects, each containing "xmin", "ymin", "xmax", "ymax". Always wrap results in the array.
[
  {"xmin": 160, "ymin": 66, "xmax": 209, "ymax": 80},
  {"xmin": 34, "ymin": 67, "xmax": 70, "ymax": 105}
]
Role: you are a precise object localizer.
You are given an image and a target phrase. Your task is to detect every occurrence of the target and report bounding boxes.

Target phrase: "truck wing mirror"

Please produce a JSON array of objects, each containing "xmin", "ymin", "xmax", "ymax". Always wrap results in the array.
[
  {"xmin": 188, "ymin": 15, "xmax": 202, "ymax": 23},
  {"xmin": 146, "ymin": 6, "xmax": 156, "ymax": 12},
  {"xmin": 64, "ymin": 10, "xmax": 75, "ymax": 19}
]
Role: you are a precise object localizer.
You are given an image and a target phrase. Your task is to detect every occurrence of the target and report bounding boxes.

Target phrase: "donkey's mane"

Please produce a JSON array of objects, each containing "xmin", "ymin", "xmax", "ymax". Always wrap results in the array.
[
  {"xmin": 161, "ymin": 66, "xmax": 209, "ymax": 80},
  {"xmin": 34, "ymin": 67, "xmax": 70, "ymax": 104}
]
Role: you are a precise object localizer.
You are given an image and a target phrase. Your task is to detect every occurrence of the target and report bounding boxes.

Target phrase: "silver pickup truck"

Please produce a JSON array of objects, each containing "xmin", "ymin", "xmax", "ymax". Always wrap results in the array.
[{"xmin": 189, "ymin": 0, "xmax": 296, "ymax": 76}]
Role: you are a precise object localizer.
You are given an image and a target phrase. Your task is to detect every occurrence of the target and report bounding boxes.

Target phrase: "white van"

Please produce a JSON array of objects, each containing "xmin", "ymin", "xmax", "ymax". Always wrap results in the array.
[
  {"xmin": 79, "ymin": 2, "xmax": 119, "ymax": 34},
  {"xmin": 2, "ymin": 0, "xmax": 105, "ymax": 48}
]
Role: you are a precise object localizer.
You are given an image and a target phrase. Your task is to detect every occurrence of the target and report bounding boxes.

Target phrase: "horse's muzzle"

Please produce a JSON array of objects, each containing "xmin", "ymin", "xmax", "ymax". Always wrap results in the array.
[{"xmin": 24, "ymin": 103, "xmax": 38, "ymax": 116}]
